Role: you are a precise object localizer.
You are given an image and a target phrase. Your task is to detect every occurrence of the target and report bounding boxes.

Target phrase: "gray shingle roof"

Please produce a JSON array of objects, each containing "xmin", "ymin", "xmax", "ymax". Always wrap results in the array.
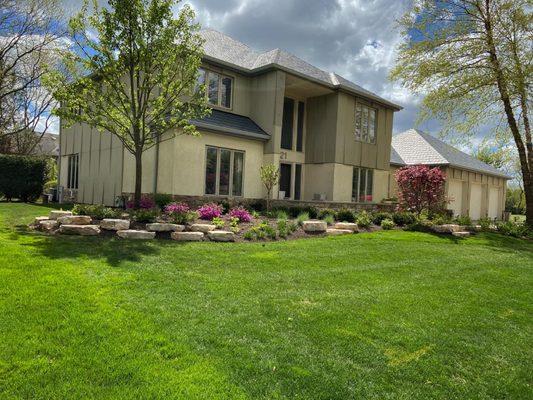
[
  {"xmin": 391, "ymin": 129, "xmax": 511, "ymax": 179},
  {"xmin": 199, "ymin": 29, "xmax": 401, "ymax": 110},
  {"xmin": 191, "ymin": 109, "xmax": 270, "ymax": 141}
]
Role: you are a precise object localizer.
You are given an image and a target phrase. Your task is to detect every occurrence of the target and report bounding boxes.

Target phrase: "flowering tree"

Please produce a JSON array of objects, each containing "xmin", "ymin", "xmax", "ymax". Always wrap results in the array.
[{"xmin": 395, "ymin": 165, "xmax": 447, "ymax": 214}]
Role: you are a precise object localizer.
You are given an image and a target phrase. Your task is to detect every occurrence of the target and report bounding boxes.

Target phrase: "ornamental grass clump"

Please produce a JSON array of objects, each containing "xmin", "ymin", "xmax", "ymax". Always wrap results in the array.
[
  {"xmin": 197, "ymin": 203, "xmax": 223, "ymax": 220},
  {"xmin": 228, "ymin": 206, "xmax": 252, "ymax": 223},
  {"xmin": 164, "ymin": 202, "xmax": 196, "ymax": 224}
]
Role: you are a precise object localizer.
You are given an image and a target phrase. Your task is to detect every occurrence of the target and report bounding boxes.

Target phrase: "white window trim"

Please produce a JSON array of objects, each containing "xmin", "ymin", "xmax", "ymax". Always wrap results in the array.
[
  {"xmin": 204, "ymin": 146, "xmax": 245, "ymax": 197},
  {"xmin": 352, "ymin": 167, "xmax": 374, "ymax": 203}
]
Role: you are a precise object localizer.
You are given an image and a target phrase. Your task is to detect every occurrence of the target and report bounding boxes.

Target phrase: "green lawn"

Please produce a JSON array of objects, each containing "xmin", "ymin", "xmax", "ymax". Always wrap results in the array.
[{"xmin": 0, "ymin": 203, "xmax": 532, "ymax": 399}]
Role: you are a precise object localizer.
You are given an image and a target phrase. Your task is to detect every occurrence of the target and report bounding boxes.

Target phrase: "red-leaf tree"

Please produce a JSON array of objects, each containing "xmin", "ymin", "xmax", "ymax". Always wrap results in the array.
[{"xmin": 395, "ymin": 165, "xmax": 447, "ymax": 214}]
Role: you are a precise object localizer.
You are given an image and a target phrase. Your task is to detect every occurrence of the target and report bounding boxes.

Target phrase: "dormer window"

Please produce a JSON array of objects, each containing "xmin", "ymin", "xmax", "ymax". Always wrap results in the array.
[
  {"xmin": 355, "ymin": 102, "xmax": 377, "ymax": 144},
  {"xmin": 198, "ymin": 68, "xmax": 233, "ymax": 109}
]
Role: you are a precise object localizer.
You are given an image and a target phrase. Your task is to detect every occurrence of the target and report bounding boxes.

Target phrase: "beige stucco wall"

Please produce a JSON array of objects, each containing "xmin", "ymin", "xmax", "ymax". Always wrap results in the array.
[{"xmin": 121, "ymin": 129, "xmax": 265, "ymax": 199}]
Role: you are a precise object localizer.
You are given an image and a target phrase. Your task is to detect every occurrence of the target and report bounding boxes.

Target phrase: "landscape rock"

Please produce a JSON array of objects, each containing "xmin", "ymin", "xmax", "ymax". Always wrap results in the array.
[
  {"xmin": 302, "ymin": 220, "xmax": 327, "ymax": 233},
  {"xmin": 171, "ymin": 231, "xmax": 204, "ymax": 241},
  {"xmin": 452, "ymin": 231, "xmax": 471, "ymax": 238},
  {"xmin": 432, "ymin": 224, "xmax": 462, "ymax": 233},
  {"xmin": 100, "ymin": 219, "xmax": 130, "ymax": 231},
  {"xmin": 146, "ymin": 223, "xmax": 184, "ymax": 232},
  {"xmin": 34, "ymin": 216, "xmax": 49, "ymax": 224},
  {"xmin": 49, "ymin": 210, "xmax": 72, "ymax": 220},
  {"xmin": 116, "ymin": 230, "xmax": 155, "ymax": 239},
  {"xmin": 57, "ymin": 215, "xmax": 92, "ymax": 225},
  {"xmin": 190, "ymin": 223, "xmax": 216, "ymax": 233},
  {"xmin": 39, "ymin": 220, "xmax": 59, "ymax": 232},
  {"xmin": 326, "ymin": 228, "xmax": 353, "ymax": 236},
  {"xmin": 59, "ymin": 224, "xmax": 100, "ymax": 236},
  {"xmin": 334, "ymin": 222, "xmax": 358, "ymax": 232},
  {"xmin": 207, "ymin": 231, "xmax": 235, "ymax": 242}
]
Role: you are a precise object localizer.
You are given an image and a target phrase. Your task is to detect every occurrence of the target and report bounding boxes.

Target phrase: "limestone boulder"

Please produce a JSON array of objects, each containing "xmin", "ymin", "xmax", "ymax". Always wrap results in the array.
[
  {"xmin": 146, "ymin": 223, "xmax": 184, "ymax": 232},
  {"xmin": 207, "ymin": 231, "xmax": 235, "ymax": 242},
  {"xmin": 326, "ymin": 228, "xmax": 353, "ymax": 236},
  {"xmin": 334, "ymin": 222, "xmax": 358, "ymax": 232},
  {"xmin": 116, "ymin": 230, "xmax": 155, "ymax": 239},
  {"xmin": 59, "ymin": 224, "xmax": 100, "ymax": 236},
  {"xmin": 302, "ymin": 220, "xmax": 327, "ymax": 233},
  {"xmin": 171, "ymin": 231, "xmax": 204, "ymax": 241},
  {"xmin": 452, "ymin": 231, "xmax": 471, "ymax": 238},
  {"xmin": 190, "ymin": 223, "xmax": 216, "ymax": 233},
  {"xmin": 57, "ymin": 215, "xmax": 92, "ymax": 225},
  {"xmin": 432, "ymin": 224, "xmax": 462, "ymax": 233},
  {"xmin": 49, "ymin": 210, "xmax": 72, "ymax": 220},
  {"xmin": 100, "ymin": 219, "xmax": 130, "ymax": 231},
  {"xmin": 39, "ymin": 220, "xmax": 59, "ymax": 232},
  {"xmin": 34, "ymin": 216, "xmax": 49, "ymax": 224}
]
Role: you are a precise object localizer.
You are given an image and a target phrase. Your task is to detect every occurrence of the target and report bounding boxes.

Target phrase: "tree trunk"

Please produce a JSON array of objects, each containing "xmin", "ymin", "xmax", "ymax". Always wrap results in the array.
[
  {"xmin": 134, "ymin": 149, "xmax": 142, "ymax": 209},
  {"xmin": 524, "ymin": 176, "xmax": 533, "ymax": 226}
]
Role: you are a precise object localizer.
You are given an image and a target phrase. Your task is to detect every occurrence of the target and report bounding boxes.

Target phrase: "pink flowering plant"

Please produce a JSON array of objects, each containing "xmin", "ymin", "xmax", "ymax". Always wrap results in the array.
[
  {"xmin": 197, "ymin": 203, "xmax": 223, "ymax": 220},
  {"xmin": 126, "ymin": 195, "xmax": 156, "ymax": 210},
  {"xmin": 395, "ymin": 165, "xmax": 447, "ymax": 214},
  {"xmin": 228, "ymin": 206, "xmax": 252, "ymax": 223},
  {"xmin": 164, "ymin": 202, "xmax": 197, "ymax": 224}
]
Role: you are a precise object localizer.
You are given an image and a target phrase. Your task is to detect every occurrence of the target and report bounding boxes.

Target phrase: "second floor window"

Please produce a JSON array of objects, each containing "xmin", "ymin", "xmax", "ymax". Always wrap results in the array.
[
  {"xmin": 198, "ymin": 68, "xmax": 233, "ymax": 109},
  {"xmin": 67, "ymin": 154, "xmax": 79, "ymax": 189},
  {"xmin": 355, "ymin": 103, "xmax": 377, "ymax": 144}
]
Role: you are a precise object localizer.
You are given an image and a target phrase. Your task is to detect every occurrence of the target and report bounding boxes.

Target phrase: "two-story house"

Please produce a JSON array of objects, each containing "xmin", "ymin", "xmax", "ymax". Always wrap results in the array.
[{"xmin": 59, "ymin": 29, "xmax": 403, "ymax": 207}]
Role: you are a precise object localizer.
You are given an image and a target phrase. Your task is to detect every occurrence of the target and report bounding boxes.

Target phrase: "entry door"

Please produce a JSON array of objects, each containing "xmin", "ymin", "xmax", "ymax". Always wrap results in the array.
[
  {"xmin": 488, "ymin": 187, "xmax": 500, "ymax": 219},
  {"xmin": 448, "ymin": 180, "xmax": 463, "ymax": 216},
  {"xmin": 279, "ymin": 163, "xmax": 292, "ymax": 199},
  {"xmin": 469, "ymin": 183, "xmax": 482, "ymax": 220}
]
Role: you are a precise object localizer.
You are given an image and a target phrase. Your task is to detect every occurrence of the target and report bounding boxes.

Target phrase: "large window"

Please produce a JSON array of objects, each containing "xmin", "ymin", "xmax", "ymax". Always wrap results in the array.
[
  {"xmin": 198, "ymin": 68, "xmax": 233, "ymax": 108},
  {"xmin": 281, "ymin": 97, "xmax": 305, "ymax": 152},
  {"xmin": 355, "ymin": 103, "xmax": 377, "ymax": 144},
  {"xmin": 204, "ymin": 146, "xmax": 244, "ymax": 196},
  {"xmin": 352, "ymin": 167, "xmax": 373, "ymax": 203},
  {"xmin": 67, "ymin": 154, "xmax": 79, "ymax": 189}
]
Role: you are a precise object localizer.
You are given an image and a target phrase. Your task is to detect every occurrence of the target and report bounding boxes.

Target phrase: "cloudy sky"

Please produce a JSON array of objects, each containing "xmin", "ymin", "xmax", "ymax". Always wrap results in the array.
[{"xmin": 56, "ymin": 0, "xmax": 433, "ymax": 135}]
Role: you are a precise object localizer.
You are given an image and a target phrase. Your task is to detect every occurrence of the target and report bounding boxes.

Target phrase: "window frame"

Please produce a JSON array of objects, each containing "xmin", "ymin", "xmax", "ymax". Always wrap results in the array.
[
  {"xmin": 67, "ymin": 153, "xmax": 79, "ymax": 190},
  {"xmin": 355, "ymin": 101, "xmax": 377, "ymax": 144},
  {"xmin": 352, "ymin": 167, "xmax": 374, "ymax": 203},
  {"xmin": 280, "ymin": 95, "xmax": 306, "ymax": 153},
  {"xmin": 204, "ymin": 146, "xmax": 245, "ymax": 197},
  {"xmin": 198, "ymin": 67, "xmax": 234, "ymax": 110}
]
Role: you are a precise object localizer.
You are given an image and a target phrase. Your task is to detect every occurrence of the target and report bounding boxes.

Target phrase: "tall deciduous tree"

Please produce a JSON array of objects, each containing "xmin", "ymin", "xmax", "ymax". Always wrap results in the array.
[
  {"xmin": 390, "ymin": 0, "xmax": 533, "ymax": 225},
  {"xmin": 48, "ymin": 0, "xmax": 209, "ymax": 208}
]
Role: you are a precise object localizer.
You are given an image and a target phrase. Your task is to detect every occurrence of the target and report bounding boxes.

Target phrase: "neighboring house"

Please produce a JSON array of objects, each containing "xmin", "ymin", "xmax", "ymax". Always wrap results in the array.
[
  {"xmin": 32, "ymin": 132, "xmax": 60, "ymax": 159},
  {"xmin": 387, "ymin": 129, "xmax": 511, "ymax": 220},
  {"xmin": 59, "ymin": 29, "xmax": 402, "ymax": 207}
]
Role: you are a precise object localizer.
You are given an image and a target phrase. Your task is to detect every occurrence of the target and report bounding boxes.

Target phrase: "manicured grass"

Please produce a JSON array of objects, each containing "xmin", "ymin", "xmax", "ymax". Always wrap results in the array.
[{"xmin": 0, "ymin": 203, "xmax": 532, "ymax": 399}]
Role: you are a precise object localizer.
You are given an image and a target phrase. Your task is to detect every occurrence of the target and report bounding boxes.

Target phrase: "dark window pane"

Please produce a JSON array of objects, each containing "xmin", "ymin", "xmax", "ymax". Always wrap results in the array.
[
  {"xmin": 74, "ymin": 155, "xmax": 79, "ymax": 189},
  {"xmin": 362, "ymin": 107, "xmax": 369, "ymax": 142},
  {"xmin": 221, "ymin": 77, "xmax": 232, "ymax": 108},
  {"xmin": 281, "ymin": 97, "xmax": 294, "ymax": 150},
  {"xmin": 205, "ymin": 147, "xmax": 217, "ymax": 194},
  {"xmin": 294, "ymin": 164, "xmax": 302, "ymax": 200},
  {"xmin": 359, "ymin": 168, "xmax": 366, "ymax": 202},
  {"xmin": 366, "ymin": 169, "xmax": 373, "ymax": 202},
  {"xmin": 232, "ymin": 152, "xmax": 243, "ymax": 196},
  {"xmin": 296, "ymin": 101, "xmax": 304, "ymax": 152},
  {"xmin": 352, "ymin": 168, "xmax": 359, "ymax": 201},
  {"xmin": 196, "ymin": 68, "xmax": 206, "ymax": 95},
  {"xmin": 208, "ymin": 72, "xmax": 219, "ymax": 105},
  {"xmin": 369, "ymin": 109, "xmax": 376, "ymax": 143},
  {"xmin": 279, "ymin": 163, "xmax": 291, "ymax": 199},
  {"xmin": 219, "ymin": 149, "xmax": 231, "ymax": 195}
]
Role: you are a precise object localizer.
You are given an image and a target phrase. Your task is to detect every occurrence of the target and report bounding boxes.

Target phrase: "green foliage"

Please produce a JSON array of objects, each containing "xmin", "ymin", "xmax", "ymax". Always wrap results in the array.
[
  {"xmin": 287, "ymin": 206, "xmax": 318, "ymax": 219},
  {"xmin": 72, "ymin": 203, "xmax": 121, "ymax": 219},
  {"xmin": 336, "ymin": 208, "xmax": 355, "ymax": 223},
  {"xmin": 296, "ymin": 212, "xmax": 309, "ymax": 226},
  {"xmin": 372, "ymin": 212, "xmax": 393, "ymax": 225},
  {"xmin": 154, "ymin": 194, "xmax": 173, "ymax": 210},
  {"xmin": 497, "ymin": 220, "xmax": 530, "ymax": 238},
  {"xmin": 246, "ymin": 221, "xmax": 276, "ymax": 241},
  {"xmin": 276, "ymin": 209, "xmax": 289, "ymax": 221},
  {"xmin": 381, "ymin": 218, "xmax": 395, "ymax": 230},
  {"xmin": 317, "ymin": 208, "xmax": 337, "ymax": 220},
  {"xmin": 392, "ymin": 211, "xmax": 416, "ymax": 226},
  {"xmin": 212, "ymin": 217, "xmax": 225, "ymax": 229},
  {"xmin": 431, "ymin": 213, "xmax": 453, "ymax": 226},
  {"xmin": 229, "ymin": 217, "xmax": 239, "ymax": 228},
  {"xmin": 260, "ymin": 164, "xmax": 280, "ymax": 210},
  {"xmin": 168, "ymin": 210, "xmax": 197, "ymax": 225},
  {"xmin": 506, "ymin": 187, "xmax": 526, "ymax": 215},
  {"xmin": 323, "ymin": 214, "xmax": 335, "ymax": 226},
  {"xmin": 277, "ymin": 219, "xmax": 289, "ymax": 238},
  {"xmin": 44, "ymin": 158, "xmax": 58, "ymax": 192},
  {"xmin": 478, "ymin": 217, "xmax": 493, "ymax": 232},
  {"xmin": 355, "ymin": 211, "xmax": 372, "ymax": 229},
  {"xmin": 406, "ymin": 214, "xmax": 434, "ymax": 232},
  {"xmin": 454, "ymin": 215, "xmax": 472, "ymax": 227},
  {"xmin": 0, "ymin": 155, "xmax": 46, "ymax": 202},
  {"xmin": 132, "ymin": 208, "xmax": 158, "ymax": 223}
]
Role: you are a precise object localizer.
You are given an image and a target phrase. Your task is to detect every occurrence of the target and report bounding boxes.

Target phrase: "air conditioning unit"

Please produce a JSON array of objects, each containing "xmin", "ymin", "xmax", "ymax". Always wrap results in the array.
[{"xmin": 313, "ymin": 193, "xmax": 326, "ymax": 201}]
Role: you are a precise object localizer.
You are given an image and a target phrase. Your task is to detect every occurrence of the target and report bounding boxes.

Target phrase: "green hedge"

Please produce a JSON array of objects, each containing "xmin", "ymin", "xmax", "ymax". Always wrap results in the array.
[{"xmin": 0, "ymin": 154, "xmax": 47, "ymax": 202}]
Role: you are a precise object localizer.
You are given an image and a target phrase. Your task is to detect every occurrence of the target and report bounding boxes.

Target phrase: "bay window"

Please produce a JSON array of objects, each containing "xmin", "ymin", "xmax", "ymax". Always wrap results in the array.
[
  {"xmin": 355, "ymin": 103, "xmax": 377, "ymax": 144},
  {"xmin": 352, "ymin": 167, "xmax": 373, "ymax": 203},
  {"xmin": 205, "ymin": 146, "xmax": 244, "ymax": 196}
]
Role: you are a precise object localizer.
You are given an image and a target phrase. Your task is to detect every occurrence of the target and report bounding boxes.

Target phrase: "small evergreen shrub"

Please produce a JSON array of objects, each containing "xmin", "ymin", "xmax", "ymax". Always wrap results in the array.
[
  {"xmin": 496, "ymin": 221, "xmax": 530, "ymax": 238},
  {"xmin": 454, "ymin": 215, "xmax": 472, "ymax": 226},
  {"xmin": 381, "ymin": 218, "xmax": 395, "ymax": 230},
  {"xmin": 317, "ymin": 208, "xmax": 337, "ymax": 220},
  {"xmin": 0, "ymin": 154, "xmax": 46, "ymax": 202},
  {"xmin": 132, "ymin": 208, "xmax": 158, "ymax": 223},
  {"xmin": 154, "ymin": 193, "xmax": 173, "ymax": 210},
  {"xmin": 392, "ymin": 211, "xmax": 416, "ymax": 226},
  {"xmin": 197, "ymin": 203, "xmax": 223, "ymax": 220},
  {"xmin": 336, "ymin": 208, "xmax": 355, "ymax": 223},
  {"xmin": 287, "ymin": 206, "xmax": 318, "ymax": 219},
  {"xmin": 406, "ymin": 214, "xmax": 434, "ymax": 232},
  {"xmin": 372, "ymin": 212, "xmax": 392, "ymax": 225},
  {"xmin": 72, "ymin": 204, "xmax": 120, "ymax": 219},
  {"xmin": 355, "ymin": 210, "xmax": 372, "ymax": 229},
  {"xmin": 478, "ymin": 217, "xmax": 493, "ymax": 231}
]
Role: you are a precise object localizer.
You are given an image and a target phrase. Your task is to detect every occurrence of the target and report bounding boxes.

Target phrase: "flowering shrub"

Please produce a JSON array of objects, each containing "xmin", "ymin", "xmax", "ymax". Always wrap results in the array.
[
  {"xmin": 164, "ymin": 202, "xmax": 196, "ymax": 224},
  {"xmin": 229, "ymin": 206, "xmax": 252, "ymax": 223},
  {"xmin": 126, "ymin": 196, "xmax": 156, "ymax": 210},
  {"xmin": 395, "ymin": 165, "xmax": 447, "ymax": 214},
  {"xmin": 197, "ymin": 203, "xmax": 223, "ymax": 220}
]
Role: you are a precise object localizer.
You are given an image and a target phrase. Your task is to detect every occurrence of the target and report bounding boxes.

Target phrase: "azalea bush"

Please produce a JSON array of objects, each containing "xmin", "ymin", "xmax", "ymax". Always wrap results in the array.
[
  {"xmin": 127, "ymin": 196, "xmax": 156, "ymax": 210},
  {"xmin": 395, "ymin": 165, "xmax": 447, "ymax": 214},
  {"xmin": 228, "ymin": 206, "xmax": 252, "ymax": 223},
  {"xmin": 164, "ymin": 202, "xmax": 196, "ymax": 224},
  {"xmin": 197, "ymin": 203, "xmax": 223, "ymax": 220}
]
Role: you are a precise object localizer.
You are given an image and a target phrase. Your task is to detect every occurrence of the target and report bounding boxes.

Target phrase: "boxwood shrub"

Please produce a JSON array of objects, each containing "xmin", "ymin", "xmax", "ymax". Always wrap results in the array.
[{"xmin": 0, "ymin": 154, "xmax": 46, "ymax": 202}]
